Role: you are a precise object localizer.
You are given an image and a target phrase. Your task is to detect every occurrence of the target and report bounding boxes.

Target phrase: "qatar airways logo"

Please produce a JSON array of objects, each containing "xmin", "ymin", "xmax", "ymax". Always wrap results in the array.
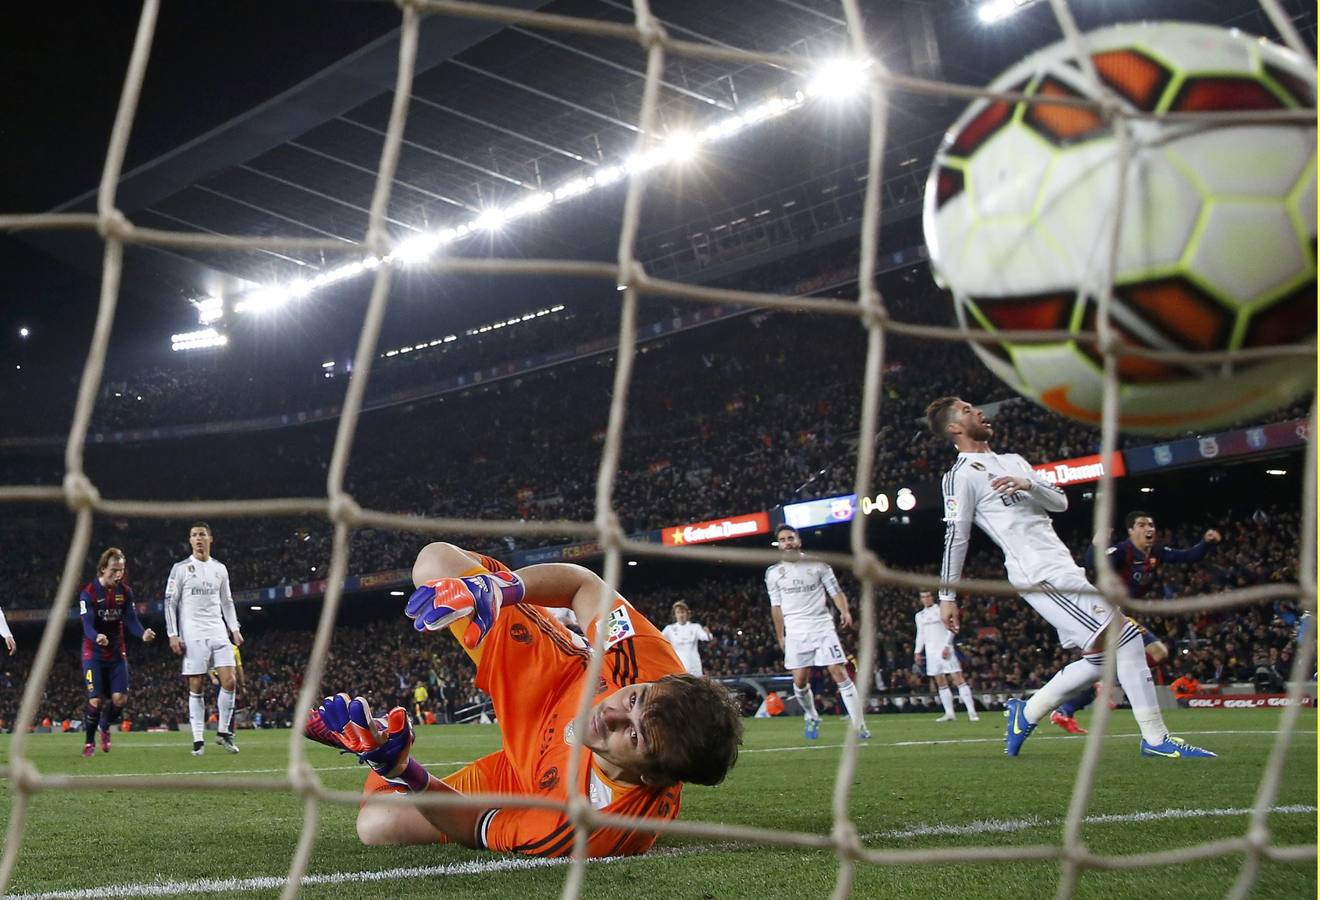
[
  {"xmin": 663, "ymin": 512, "xmax": 770, "ymax": 546},
  {"xmin": 1033, "ymin": 453, "xmax": 1127, "ymax": 487}
]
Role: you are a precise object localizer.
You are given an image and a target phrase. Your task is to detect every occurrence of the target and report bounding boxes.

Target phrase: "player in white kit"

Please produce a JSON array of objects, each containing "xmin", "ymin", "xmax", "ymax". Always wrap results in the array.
[
  {"xmin": 765, "ymin": 525, "xmax": 870, "ymax": 741},
  {"xmin": 913, "ymin": 591, "xmax": 979, "ymax": 721},
  {"xmin": 164, "ymin": 523, "xmax": 244, "ymax": 756},
  {"xmin": 926, "ymin": 397, "xmax": 1214, "ymax": 759},
  {"xmin": 661, "ymin": 601, "xmax": 712, "ymax": 676}
]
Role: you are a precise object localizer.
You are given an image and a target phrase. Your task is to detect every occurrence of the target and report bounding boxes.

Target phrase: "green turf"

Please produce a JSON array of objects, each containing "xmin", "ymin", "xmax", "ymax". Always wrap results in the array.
[{"xmin": 1, "ymin": 709, "xmax": 1314, "ymax": 899}]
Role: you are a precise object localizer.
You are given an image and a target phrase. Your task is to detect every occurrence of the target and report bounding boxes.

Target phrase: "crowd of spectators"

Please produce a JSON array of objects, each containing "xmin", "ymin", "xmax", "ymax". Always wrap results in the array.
[{"xmin": 1, "ymin": 498, "xmax": 1305, "ymax": 729}]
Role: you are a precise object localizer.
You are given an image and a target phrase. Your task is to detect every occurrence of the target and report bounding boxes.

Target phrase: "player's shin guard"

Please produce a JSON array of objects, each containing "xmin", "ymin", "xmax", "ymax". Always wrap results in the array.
[
  {"xmin": 957, "ymin": 683, "xmax": 976, "ymax": 713},
  {"xmin": 83, "ymin": 702, "xmax": 99, "ymax": 745},
  {"xmin": 218, "ymin": 687, "xmax": 235, "ymax": 734},
  {"xmin": 1115, "ymin": 623, "xmax": 1169, "ymax": 745},
  {"xmin": 938, "ymin": 686, "xmax": 956, "ymax": 718},
  {"xmin": 1024, "ymin": 656, "xmax": 1103, "ymax": 723},
  {"xmin": 189, "ymin": 692, "xmax": 206, "ymax": 743},
  {"xmin": 792, "ymin": 684, "xmax": 819, "ymax": 720},
  {"xmin": 836, "ymin": 678, "xmax": 866, "ymax": 730}
]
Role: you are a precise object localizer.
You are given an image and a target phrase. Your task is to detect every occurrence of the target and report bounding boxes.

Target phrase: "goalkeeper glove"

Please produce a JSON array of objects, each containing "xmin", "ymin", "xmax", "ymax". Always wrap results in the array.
[
  {"xmin": 316, "ymin": 693, "xmax": 414, "ymax": 777},
  {"xmin": 405, "ymin": 571, "xmax": 525, "ymax": 648}
]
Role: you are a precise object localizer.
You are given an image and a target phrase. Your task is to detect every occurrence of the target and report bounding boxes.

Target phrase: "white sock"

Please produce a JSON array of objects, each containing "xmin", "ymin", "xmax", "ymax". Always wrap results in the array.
[
  {"xmin": 189, "ymin": 692, "xmax": 205, "ymax": 743},
  {"xmin": 938, "ymin": 686, "xmax": 956, "ymax": 717},
  {"xmin": 1115, "ymin": 624, "xmax": 1169, "ymax": 745},
  {"xmin": 957, "ymin": 683, "xmax": 976, "ymax": 713},
  {"xmin": 218, "ymin": 688, "xmax": 235, "ymax": 735},
  {"xmin": 793, "ymin": 684, "xmax": 819, "ymax": 721},
  {"xmin": 1024, "ymin": 656, "xmax": 1103, "ymax": 723},
  {"xmin": 836, "ymin": 678, "xmax": 866, "ymax": 729}
]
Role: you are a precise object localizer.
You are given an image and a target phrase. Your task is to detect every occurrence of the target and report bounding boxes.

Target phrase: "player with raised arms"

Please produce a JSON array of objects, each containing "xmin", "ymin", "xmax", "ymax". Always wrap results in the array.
[
  {"xmin": 765, "ymin": 524, "xmax": 870, "ymax": 741},
  {"xmin": 164, "ymin": 523, "xmax": 243, "ymax": 756},
  {"xmin": 926, "ymin": 397, "xmax": 1214, "ymax": 759},
  {"xmin": 1050, "ymin": 511, "xmax": 1222, "ymax": 734},
  {"xmin": 913, "ymin": 590, "xmax": 978, "ymax": 722},
  {"xmin": 305, "ymin": 542, "xmax": 743, "ymax": 857},
  {"xmin": 661, "ymin": 601, "xmax": 713, "ymax": 676},
  {"xmin": 78, "ymin": 547, "xmax": 155, "ymax": 756}
]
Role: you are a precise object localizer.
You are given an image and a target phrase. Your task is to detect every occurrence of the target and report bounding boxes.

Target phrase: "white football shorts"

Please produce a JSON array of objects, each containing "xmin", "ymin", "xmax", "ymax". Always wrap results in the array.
[
  {"xmin": 925, "ymin": 651, "xmax": 962, "ymax": 677},
  {"xmin": 783, "ymin": 629, "xmax": 847, "ymax": 670},
  {"xmin": 181, "ymin": 637, "xmax": 236, "ymax": 676}
]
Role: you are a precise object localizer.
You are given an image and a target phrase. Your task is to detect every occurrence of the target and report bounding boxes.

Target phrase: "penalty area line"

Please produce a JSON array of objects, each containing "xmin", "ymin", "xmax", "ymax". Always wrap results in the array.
[{"xmin": 10, "ymin": 804, "xmax": 1316, "ymax": 899}]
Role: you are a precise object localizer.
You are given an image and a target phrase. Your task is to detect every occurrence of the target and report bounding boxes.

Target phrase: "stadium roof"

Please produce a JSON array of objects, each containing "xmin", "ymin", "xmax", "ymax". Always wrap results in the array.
[{"xmin": 4, "ymin": 0, "xmax": 1310, "ymax": 366}]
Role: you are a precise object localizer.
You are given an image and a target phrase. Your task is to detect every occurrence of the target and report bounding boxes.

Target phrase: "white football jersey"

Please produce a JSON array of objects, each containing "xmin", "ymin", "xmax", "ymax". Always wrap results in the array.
[
  {"xmin": 661, "ymin": 621, "xmax": 711, "ymax": 675},
  {"xmin": 939, "ymin": 450, "xmax": 1073, "ymax": 599},
  {"xmin": 914, "ymin": 604, "xmax": 952, "ymax": 659},
  {"xmin": 164, "ymin": 556, "xmax": 239, "ymax": 642},
  {"xmin": 765, "ymin": 558, "xmax": 842, "ymax": 635},
  {"xmin": 0, "ymin": 604, "xmax": 10, "ymax": 640}
]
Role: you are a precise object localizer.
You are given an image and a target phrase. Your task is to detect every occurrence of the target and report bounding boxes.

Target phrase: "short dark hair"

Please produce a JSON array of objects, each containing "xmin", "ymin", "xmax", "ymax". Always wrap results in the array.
[
  {"xmin": 640, "ymin": 674, "xmax": 743, "ymax": 787},
  {"xmin": 925, "ymin": 396, "xmax": 960, "ymax": 437},
  {"xmin": 1125, "ymin": 510, "xmax": 1153, "ymax": 531},
  {"xmin": 775, "ymin": 524, "xmax": 799, "ymax": 539},
  {"xmin": 190, "ymin": 522, "xmax": 212, "ymax": 536}
]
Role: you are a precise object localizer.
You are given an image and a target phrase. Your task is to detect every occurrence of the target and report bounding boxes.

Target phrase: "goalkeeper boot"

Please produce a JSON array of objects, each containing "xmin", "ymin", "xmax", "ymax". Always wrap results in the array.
[
  {"xmin": 317, "ymin": 693, "xmax": 415, "ymax": 778},
  {"xmin": 1004, "ymin": 697, "xmax": 1036, "ymax": 756},
  {"xmin": 1140, "ymin": 735, "xmax": 1217, "ymax": 759},
  {"xmin": 406, "ymin": 571, "xmax": 525, "ymax": 649}
]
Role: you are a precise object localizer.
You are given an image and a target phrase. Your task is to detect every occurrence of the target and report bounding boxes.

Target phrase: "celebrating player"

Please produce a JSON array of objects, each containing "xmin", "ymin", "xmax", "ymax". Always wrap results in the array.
[
  {"xmin": 306, "ymin": 542, "xmax": 742, "ymax": 857},
  {"xmin": 913, "ymin": 590, "xmax": 978, "ymax": 722},
  {"xmin": 79, "ymin": 547, "xmax": 156, "ymax": 757},
  {"xmin": 661, "ymin": 601, "xmax": 713, "ymax": 676},
  {"xmin": 1050, "ymin": 511, "xmax": 1222, "ymax": 734},
  {"xmin": 926, "ymin": 397, "xmax": 1214, "ymax": 759},
  {"xmin": 765, "ymin": 524, "xmax": 870, "ymax": 741},
  {"xmin": 164, "ymin": 523, "xmax": 243, "ymax": 756}
]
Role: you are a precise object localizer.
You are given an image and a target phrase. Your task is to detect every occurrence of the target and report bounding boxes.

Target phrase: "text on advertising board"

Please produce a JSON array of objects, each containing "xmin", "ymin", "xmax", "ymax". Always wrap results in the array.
[{"xmin": 663, "ymin": 512, "xmax": 770, "ymax": 546}]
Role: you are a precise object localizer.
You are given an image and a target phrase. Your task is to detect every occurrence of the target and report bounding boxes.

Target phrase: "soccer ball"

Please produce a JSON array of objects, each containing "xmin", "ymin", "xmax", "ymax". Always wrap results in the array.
[{"xmin": 923, "ymin": 22, "xmax": 1315, "ymax": 434}]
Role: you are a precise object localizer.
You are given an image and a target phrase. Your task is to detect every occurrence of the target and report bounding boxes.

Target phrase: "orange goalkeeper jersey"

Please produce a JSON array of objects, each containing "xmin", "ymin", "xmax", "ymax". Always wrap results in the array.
[{"xmin": 446, "ymin": 594, "xmax": 685, "ymax": 857}]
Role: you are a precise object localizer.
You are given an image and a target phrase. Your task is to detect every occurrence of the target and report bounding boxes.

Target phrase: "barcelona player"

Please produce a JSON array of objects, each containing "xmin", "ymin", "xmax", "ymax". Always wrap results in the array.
[
  {"xmin": 79, "ymin": 548, "xmax": 155, "ymax": 757},
  {"xmin": 307, "ymin": 542, "xmax": 743, "ymax": 857},
  {"xmin": 1049, "ymin": 511, "xmax": 1221, "ymax": 734}
]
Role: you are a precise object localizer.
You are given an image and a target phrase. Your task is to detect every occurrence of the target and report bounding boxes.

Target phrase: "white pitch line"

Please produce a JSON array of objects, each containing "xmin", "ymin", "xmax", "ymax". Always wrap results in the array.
[{"xmin": 9, "ymin": 804, "xmax": 1315, "ymax": 900}]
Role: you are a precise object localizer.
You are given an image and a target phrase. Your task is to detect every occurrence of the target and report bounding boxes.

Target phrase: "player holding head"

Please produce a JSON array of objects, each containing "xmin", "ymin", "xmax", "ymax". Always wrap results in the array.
[
  {"xmin": 1049, "ymin": 510, "xmax": 1222, "ymax": 734},
  {"xmin": 79, "ymin": 548, "xmax": 155, "ymax": 757},
  {"xmin": 661, "ymin": 601, "xmax": 713, "ymax": 676},
  {"xmin": 765, "ymin": 524, "xmax": 870, "ymax": 741},
  {"xmin": 913, "ymin": 591, "xmax": 979, "ymax": 722},
  {"xmin": 163, "ymin": 523, "xmax": 243, "ymax": 756},
  {"xmin": 926, "ymin": 397, "xmax": 1214, "ymax": 759},
  {"xmin": 307, "ymin": 543, "xmax": 743, "ymax": 857}
]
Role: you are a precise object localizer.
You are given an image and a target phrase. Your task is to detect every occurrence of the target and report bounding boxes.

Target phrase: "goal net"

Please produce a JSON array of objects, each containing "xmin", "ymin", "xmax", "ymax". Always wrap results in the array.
[{"xmin": 0, "ymin": 1, "xmax": 1313, "ymax": 898}]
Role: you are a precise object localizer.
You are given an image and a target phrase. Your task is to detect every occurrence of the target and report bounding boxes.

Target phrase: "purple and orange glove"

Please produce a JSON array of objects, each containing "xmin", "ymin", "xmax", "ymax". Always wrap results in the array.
[
  {"xmin": 405, "ymin": 571, "xmax": 525, "ymax": 649},
  {"xmin": 317, "ymin": 693, "xmax": 414, "ymax": 777}
]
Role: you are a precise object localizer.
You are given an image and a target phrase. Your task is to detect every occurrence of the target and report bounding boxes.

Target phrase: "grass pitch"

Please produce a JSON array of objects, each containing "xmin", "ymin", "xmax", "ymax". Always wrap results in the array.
[{"xmin": 1, "ymin": 709, "xmax": 1314, "ymax": 899}]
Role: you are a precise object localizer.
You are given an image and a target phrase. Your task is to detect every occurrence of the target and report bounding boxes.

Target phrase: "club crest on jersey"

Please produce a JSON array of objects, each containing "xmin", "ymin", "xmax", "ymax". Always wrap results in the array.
[
  {"xmin": 604, "ymin": 605, "xmax": 635, "ymax": 649},
  {"xmin": 188, "ymin": 565, "xmax": 195, "ymax": 574}
]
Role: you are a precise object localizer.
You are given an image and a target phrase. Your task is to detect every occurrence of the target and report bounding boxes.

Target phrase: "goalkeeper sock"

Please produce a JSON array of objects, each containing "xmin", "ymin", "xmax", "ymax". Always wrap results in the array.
[
  {"xmin": 218, "ymin": 687, "xmax": 235, "ymax": 735},
  {"xmin": 793, "ymin": 684, "xmax": 819, "ymax": 721},
  {"xmin": 189, "ymin": 692, "xmax": 206, "ymax": 743}
]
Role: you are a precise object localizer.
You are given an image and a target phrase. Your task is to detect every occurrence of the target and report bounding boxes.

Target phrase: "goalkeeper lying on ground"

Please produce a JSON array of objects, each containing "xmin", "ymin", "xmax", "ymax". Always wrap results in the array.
[{"xmin": 306, "ymin": 542, "xmax": 743, "ymax": 857}]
